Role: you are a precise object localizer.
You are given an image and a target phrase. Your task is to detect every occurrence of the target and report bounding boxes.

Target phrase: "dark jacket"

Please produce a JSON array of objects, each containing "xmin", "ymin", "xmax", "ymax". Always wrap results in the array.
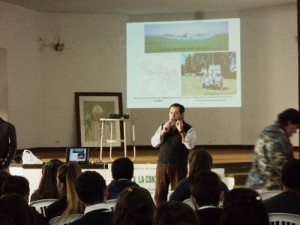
[
  {"xmin": 107, "ymin": 179, "xmax": 139, "ymax": 200},
  {"xmin": 263, "ymin": 191, "xmax": 300, "ymax": 215},
  {"xmin": 0, "ymin": 117, "xmax": 17, "ymax": 168},
  {"xmin": 68, "ymin": 209, "xmax": 112, "ymax": 225},
  {"xmin": 196, "ymin": 207, "xmax": 223, "ymax": 225},
  {"xmin": 169, "ymin": 177, "xmax": 229, "ymax": 202},
  {"xmin": 45, "ymin": 196, "xmax": 67, "ymax": 221}
]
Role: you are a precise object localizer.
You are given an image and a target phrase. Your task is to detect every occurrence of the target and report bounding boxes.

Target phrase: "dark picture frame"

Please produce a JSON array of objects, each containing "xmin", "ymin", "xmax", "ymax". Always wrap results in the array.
[{"xmin": 75, "ymin": 92, "xmax": 123, "ymax": 147}]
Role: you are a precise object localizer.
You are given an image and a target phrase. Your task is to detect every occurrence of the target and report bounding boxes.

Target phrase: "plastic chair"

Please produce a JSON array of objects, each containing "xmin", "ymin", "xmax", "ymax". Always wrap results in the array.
[
  {"xmin": 269, "ymin": 213, "xmax": 300, "ymax": 225},
  {"xmin": 182, "ymin": 198, "xmax": 195, "ymax": 209},
  {"xmin": 49, "ymin": 214, "xmax": 84, "ymax": 225},
  {"xmin": 259, "ymin": 190, "xmax": 282, "ymax": 200},
  {"xmin": 29, "ymin": 198, "xmax": 57, "ymax": 217}
]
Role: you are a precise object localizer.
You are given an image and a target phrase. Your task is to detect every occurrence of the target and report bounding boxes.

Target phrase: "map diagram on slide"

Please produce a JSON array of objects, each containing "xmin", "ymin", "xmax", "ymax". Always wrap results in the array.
[{"xmin": 138, "ymin": 55, "xmax": 180, "ymax": 97}]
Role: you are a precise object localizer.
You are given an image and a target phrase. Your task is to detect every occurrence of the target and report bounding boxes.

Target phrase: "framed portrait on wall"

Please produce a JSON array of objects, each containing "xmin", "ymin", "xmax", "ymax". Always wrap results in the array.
[{"xmin": 75, "ymin": 92, "xmax": 123, "ymax": 147}]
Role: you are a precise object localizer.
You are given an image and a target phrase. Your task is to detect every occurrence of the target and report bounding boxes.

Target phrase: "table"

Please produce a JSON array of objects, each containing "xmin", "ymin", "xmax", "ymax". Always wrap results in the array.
[{"xmin": 99, "ymin": 118, "xmax": 136, "ymax": 162}]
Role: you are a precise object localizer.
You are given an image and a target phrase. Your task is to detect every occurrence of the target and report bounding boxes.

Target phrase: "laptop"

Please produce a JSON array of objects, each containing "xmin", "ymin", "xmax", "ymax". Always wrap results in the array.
[{"xmin": 66, "ymin": 147, "xmax": 89, "ymax": 164}]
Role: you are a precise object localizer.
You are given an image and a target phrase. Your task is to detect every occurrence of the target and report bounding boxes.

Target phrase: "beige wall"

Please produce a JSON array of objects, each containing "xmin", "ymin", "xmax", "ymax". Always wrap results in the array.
[{"xmin": 0, "ymin": 2, "xmax": 297, "ymax": 148}]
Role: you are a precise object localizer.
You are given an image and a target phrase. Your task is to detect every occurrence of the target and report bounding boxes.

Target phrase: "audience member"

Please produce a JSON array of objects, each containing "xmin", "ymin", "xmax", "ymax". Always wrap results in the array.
[
  {"xmin": 219, "ymin": 188, "xmax": 270, "ymax": 225},
  {"xmin": 69, "ymin": 171, "xmax": 112, "ymax": 225},
  {"xmin": 0, "ymin": 193, "xmax": 35, "ymax": 225},
  {"xmin": 0, "ymin": 169, "xmax": 11, "ymax": 194},
  {"xmin": 189, "ymin": 171, "xmax": 223, "ymax": 225},
  {"xmin": 0, "ymin": 117, "xmax": 17, "ymax": 171},
  {"xmin": 151, "ymin": 103, "xmax": 197, "ymax": 205},
  {"xmin": 46, "ymin": 162, "xmax": 84, "ymax": 221},
  {"xmin": 170, "ymin": 148, "xmax": 229, "ymax": 201},
  {"xmin": 113, "ymin": 186, "xmax": 155, "ymax": 225},
  {"xmin": 263, "ymin": 158, "xmax": 300, "ymax": 215},
  {"xmin": 107, "ymin": 157, "xmax": 139, "ymax": 200},
  {"xmin": 1, "ymin": 175, "xmax": 49, "ymax": 225},
  {"xmin": 246, "ymin": 108, "xmax": 300, "ymax": 191},
  {"xmin": 153, "ymin": 201, "xmax": 200, "ymax": 225},
  {"xmin": 30, "ymin": 159, "xmax": 64, "ymax": 202}
]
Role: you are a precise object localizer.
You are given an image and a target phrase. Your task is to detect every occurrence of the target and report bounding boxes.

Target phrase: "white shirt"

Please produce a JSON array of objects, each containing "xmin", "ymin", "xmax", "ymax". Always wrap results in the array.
[
  {"xmin": 84, "ymin": 203, "xmax": 111, "ymax": 214},
  {"xmin": 151, "ymin": 125, "xmax": 197, "ymax": 149}
]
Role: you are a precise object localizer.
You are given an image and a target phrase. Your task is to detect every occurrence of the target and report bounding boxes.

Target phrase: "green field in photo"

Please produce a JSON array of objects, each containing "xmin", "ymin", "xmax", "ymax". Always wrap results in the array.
[
  {"xmin": 145, "ymin": 34, "xmax": 228, "ymax": 53},
  {"xmin": 181, "ymin": 77, "xmax": 237, "ymax": 96}
]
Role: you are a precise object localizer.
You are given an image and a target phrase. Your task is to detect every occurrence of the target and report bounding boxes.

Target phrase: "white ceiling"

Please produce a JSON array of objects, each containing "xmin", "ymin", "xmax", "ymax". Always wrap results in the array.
[{"xmin": 0, "ymin": 0, "xmax": 297, "ymax": 15}]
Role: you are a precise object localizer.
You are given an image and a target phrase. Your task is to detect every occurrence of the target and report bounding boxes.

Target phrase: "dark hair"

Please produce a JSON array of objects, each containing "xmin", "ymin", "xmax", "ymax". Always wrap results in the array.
[
  {"xmin": 1, "ymin": 175, "xmax": 30, "ymax": 197},
  {"xmin": 189, "ymin": 171, "xmax": 221, "ymax": 206},
  {"xmin": 153, "ymin": 201, "xmax": 200, "ymax": 225},
  {"xmin": 113, "ymin": 186, "xmax": 155, "ymax": 225},
  {"xmin": 188, "ymin": 149, "xmax": 212, "ymax": 176},
  {"xmin": 170, "ymin": 103, "xmax": 185, "ymax": 114},
  {"xmin": 30, "ymin": 158, "xmax": 64, "ymax": 201},
  {"xmin": 0, "ymin": 193, "xmax": 34, "ymax": 225},
  {"xmin": 220, "ymin": 188, "xmax": 269, "ymax": 225},
  {"xmin": 281, "ymin": 159, "xmax": 300, "ymax": 190},
  {"xmin": 278, "ymin": 108, "xmax": 300, "ymax": 126},
  {"xmin": 0, "ymin": 213, "xmax": 10, "ymax": 225},
  {"xmin": 75, "ymin": 171, "xmax": 106, "ymax": 204},
  {"xmin": 0, "ymin": 170, "xmax": 11, "ymax": 195},
  {"xmin": 112, "ymin": 157, "xmax": 134, "ymax": 180}
]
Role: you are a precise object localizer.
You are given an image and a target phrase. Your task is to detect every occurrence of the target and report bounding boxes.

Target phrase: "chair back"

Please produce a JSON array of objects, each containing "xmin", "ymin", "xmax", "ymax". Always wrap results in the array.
[
  {"xmin": 49, "ymin": 214, "xmax": 84, "ymax": 225},
  {"xmin": 269, "ymin": 213, "xmax": 300, "ymax": 225},
  {"xmin": 29, "ymin": 198, "xmax": 57, "ymax": 217},
  {"xmin": 259, "ymin": 190, "xmax": 282, "ymax": 200}
]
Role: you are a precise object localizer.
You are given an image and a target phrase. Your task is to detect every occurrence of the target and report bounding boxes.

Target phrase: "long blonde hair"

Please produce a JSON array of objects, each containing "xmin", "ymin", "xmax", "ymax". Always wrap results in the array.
[{"xmin": 57, "ymin": 162, "xmax": 84, "ymax": 218}]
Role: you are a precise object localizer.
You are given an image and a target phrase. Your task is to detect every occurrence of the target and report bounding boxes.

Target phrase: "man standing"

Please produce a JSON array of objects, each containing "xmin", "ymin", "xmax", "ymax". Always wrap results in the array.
[
  {"xmin": 151, "ymin": 103, "xmax": 197, "ymax": 205},
  {"xmin": 246, "ymin": 108, "xmax": 300, "ymax": 191},
  {"xmin": 0, "ymin": 117, "xmax": 17, "ymax": 170}
]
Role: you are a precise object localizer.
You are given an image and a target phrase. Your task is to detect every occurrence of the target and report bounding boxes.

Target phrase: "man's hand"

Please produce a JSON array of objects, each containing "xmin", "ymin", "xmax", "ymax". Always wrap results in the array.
[{"xmin": 175, "ymin": 120, "xmax": 183, "ymax": 132}]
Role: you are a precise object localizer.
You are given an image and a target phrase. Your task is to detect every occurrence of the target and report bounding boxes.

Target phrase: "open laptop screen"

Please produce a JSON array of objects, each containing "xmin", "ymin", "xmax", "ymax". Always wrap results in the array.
[{"xmin": 66, "ymin": 147, "xmax": 89, "ymax": 164}]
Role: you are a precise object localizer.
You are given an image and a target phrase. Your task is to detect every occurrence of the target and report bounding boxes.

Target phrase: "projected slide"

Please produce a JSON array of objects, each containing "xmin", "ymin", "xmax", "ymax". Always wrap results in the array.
[{"xmin": 127, "ymin": 19, "xmax": 240, "ymax": 108}]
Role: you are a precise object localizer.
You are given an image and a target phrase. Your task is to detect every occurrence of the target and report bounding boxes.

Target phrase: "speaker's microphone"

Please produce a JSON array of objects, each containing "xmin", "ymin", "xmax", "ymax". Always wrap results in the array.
[
  {"xmin": 165, "ymin": 120, "xmax": 175, "ymax": 130},
  {"xmin": 169, "ymin": 120, "xmax": 176, "ymax": 126}
]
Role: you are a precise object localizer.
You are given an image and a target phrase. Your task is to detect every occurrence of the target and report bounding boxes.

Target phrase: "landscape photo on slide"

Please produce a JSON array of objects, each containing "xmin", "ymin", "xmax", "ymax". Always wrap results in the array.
[{"xmin": 144, "ymin": 21, "xmax": 229, "ymax": 53}]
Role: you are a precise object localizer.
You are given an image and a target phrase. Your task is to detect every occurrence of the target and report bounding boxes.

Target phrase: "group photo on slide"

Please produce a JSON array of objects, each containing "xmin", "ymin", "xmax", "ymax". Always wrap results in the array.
[{"xmin": 181, "ymin": 52, "xmax": 237, "ymax": 96}]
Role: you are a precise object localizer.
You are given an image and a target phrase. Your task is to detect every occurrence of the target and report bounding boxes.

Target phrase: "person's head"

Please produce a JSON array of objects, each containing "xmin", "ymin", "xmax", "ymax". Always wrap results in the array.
[
  {"xmin": 42, "ymin": 159, "xmax": 64, "ymax": 179},
  {"xmin": 75, "ymin": 171, "xmax": 107, "ymax": 206},
  {"xmin": 91, "ymin": 104, "xmax": 104, "ymax": 121},
  {"xmin": 56, "ymin": 162, "xmax": 84, "ymax": 217},
  {"xmin": 113, "ymin": 186, "xmax": 155, "ymax": 225},
  {"xmin": 189, "ymin": 171, "xmax": 222, "ymax": 207},
  {"xmin": 35, "ymin": 158, "xmax": 64, "ymax": 199},
  {"xmin": 220, "ymin": 188, "xmax": 269, "ymax": 225},
  {"xmin": 169, "ymin": 103, "xmax": 185, "ymax": 121},
  {"xmin": 278, "ymin": 108, "xmax": 300, "ymax": 137},
  {"xmin": 0, "ymin": 193, "xmax": 34, "ymax": 225},
  {"xmin": 1, "ymin": 175, "xmax": 30, "ymax": 202},
  {"xmin": 188, "ymin": 148, "xmax": 212, "ymax": 176},
  {"xmin": 153, "ymin": 201, "xmax": 200, "ymax": 225},
  {"xmin": 111, "ymin": 157, "xmax": 134, "ymax": 180},
  {"xmin": 281, "ymin": 159, "xmax": 300, "ymax": 192},
  {"xmin": 56, "ymin": 162, "xmax": 82, "ymax": 195}
]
